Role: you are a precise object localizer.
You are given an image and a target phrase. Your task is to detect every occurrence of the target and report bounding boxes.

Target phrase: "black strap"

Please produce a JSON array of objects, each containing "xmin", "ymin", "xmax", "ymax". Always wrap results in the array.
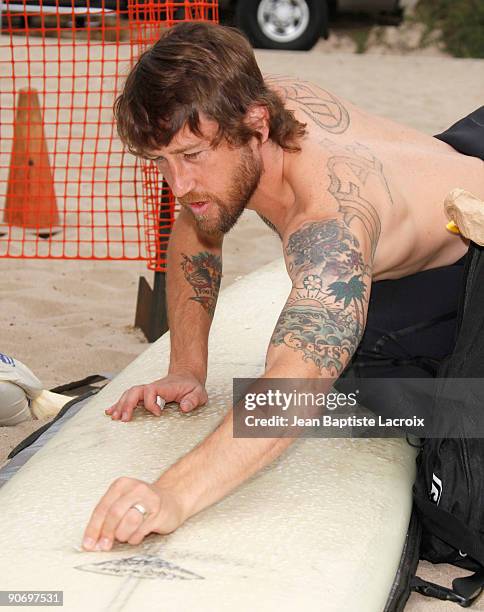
[
  {"xmin": 413, "ymin": 491, "xmax": 484, "ymax": 606},
  {"xmin": 50, "ymin": 373, "xmax": 109, "ymax": 395},
  {"xmin": 7, "ymin": 390, "xmax": 98, "ymax": 459},
  {"xmin": 414, "ymin": 495, "xmax": 484, "ymax": 567},
  {"xmin": 411, "ymin": 573, "xmax": 484, "ymax": 607}
]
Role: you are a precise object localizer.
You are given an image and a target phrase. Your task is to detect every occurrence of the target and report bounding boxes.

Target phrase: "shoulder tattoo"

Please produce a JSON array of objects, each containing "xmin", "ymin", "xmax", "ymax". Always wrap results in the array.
[{"xmin": 266, "ymin": 75, "xmax": 350, "ymax": 134}]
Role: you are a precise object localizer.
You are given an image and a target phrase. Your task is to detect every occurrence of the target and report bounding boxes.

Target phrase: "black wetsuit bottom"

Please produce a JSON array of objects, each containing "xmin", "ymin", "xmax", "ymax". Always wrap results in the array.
[{"xmin": 342, "ymin": 106, "xmax": 484, "ymax": 380}]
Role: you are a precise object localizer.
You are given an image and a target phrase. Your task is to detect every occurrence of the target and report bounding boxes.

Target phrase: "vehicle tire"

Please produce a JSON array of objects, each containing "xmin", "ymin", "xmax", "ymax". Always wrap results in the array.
[{"xmin": 236, "ymin": 0, "xmax": 327, "ymax": 51}]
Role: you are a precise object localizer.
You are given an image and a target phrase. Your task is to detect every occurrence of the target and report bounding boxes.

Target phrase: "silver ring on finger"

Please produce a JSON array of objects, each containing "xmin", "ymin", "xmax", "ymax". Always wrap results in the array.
[{"xmin": 130, "ymin": 503, "xmax": 149, "ymax": 519}]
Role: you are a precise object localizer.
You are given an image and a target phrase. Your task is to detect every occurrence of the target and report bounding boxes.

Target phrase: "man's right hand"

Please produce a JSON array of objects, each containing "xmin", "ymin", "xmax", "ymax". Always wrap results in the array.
[{"xmin": 105, "ymin": 372, "xmax": 208, "ymax": 422}]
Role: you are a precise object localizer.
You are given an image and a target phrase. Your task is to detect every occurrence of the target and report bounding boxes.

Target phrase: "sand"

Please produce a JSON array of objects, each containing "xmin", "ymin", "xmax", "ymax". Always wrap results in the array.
[{"xmin": 1, "ymin": 27, "xmax": 483, "ymax": 610}]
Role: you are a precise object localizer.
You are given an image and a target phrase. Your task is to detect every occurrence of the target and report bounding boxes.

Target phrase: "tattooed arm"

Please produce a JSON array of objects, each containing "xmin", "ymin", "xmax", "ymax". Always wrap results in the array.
[
  {"xmin": 149, "ymin": 218, "xmax": 374, "ymax": 521},
  {"xmin": 104, "ymin": 208, "xmax": 222, "ymax": 421},
  {"xmin": 119, "ymin": 217, "xmax": 374, "ymax": 536},
  {"xmin": 167, "ymin": 207, "xmax": 223, "ymax": 383},
  {"xmin": 90, "ymin": 217, "xmax": 375, "ymax": 549},
  {"xmin": 266, "ymin": 216, "xmax": 374, "ymax": 379}
]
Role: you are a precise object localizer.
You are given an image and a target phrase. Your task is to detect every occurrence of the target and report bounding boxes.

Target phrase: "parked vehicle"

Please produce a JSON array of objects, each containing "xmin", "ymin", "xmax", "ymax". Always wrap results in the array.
[
  {"xmin": 221, "ymin": 0, "xmax": 402, "ymax": 50},
  {"xmin": 2, "ymin": 0, "xmax": 402, "ymax": 52}
]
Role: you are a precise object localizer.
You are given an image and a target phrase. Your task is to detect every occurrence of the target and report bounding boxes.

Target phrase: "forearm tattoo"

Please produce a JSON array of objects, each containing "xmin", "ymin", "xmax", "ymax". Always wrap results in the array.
[
  {"xmin": 180, "ymin": 251, "xmax": 222, "ymax": 318},
  {"xmin": 271, "ymin": 219, "xmax": 371, "ymax": 376},
  {"xmin": 266, "ymin": 75, "xmax": 350, "ymax": 134},
  {"xmin": 323, "ymin": 140, "xmax": 392, "ymax": 255}
]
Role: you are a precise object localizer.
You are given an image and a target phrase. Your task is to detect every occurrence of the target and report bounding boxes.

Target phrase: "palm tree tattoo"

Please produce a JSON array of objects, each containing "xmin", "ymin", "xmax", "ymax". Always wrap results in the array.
[{"xmin": 271, "ymin": 219, "xmax": 371, "ymax": 376}]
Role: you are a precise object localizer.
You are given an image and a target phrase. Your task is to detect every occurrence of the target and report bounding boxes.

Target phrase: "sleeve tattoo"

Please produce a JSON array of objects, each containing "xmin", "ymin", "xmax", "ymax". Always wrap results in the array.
[
  {"xmin": 270, "ymin": 218, "xmax": 372, "ymax": 376},
  {"xmin": 180, "ymin": 251, "xmax": 222, "ymax": 318}
]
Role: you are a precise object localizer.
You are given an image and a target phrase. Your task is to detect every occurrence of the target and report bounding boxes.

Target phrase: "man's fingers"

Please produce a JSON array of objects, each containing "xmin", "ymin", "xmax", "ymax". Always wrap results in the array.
[
  {"xmin": 104, "ymin": 389, "xmax": 131, "ymax": 418},
  {"xmin": 143, "ymin": 387, "xmax": 163, "ymax": 417},
  {"xmin": 114, "ymin": 499, "xmax": 161, "ymax": 544},
  {"xmin": 99, "ymin": 498, "xmax": 144, "ymax": 548},
  {"xmin": 105, "ymin": 380, "xmax": 208, "ymax": 420},
  {"xmin": 180, "ymin": 388, "xmax": 208, "ymax": 413},
  {"xmin": 105, "ymin": 390, "xmax": 154, "ymax": 421},
  {"xmin": 125, "ymin": 512, "xmax": 159, "ymax": 546},
  {"xmin": 82, "ymin": 477, "xmax": 133, "ymax": 550},
  {"xmin": 105, "ymin": 391, "xmax": 128, "ymax": 419},
  {"xmin": 121, "ymin": 386, "xmax": 151, "ymax": 421},
  {"xmin": 127, "ymin": 530, "xmax": 147, "ymax": 546},
  {"xmin": 106, "ymin": 386, "xmax": 146, "ymax": 421},
  {"xmin": 115, "ymin": 508, "xmax": 146, "ymax": 543},
  {"xmin": 95, "ymin": 486, "xmax": 160, "ymax": 550}
]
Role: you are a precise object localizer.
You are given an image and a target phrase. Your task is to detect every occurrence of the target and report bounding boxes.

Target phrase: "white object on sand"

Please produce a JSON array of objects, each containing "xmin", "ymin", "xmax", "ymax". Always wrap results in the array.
[
  {"xmin": 0, "ymin": 353, "xmax": 43, "ymax": 399},
  {"xmin": 0, "ymin": 259, "xmax": 416, "ymax": 611},
  {"xmin": 30, "ymin": 389, "xmax": 71, "ymax": 420},
  {"xmin": 0, "ymin": 353, "xmax": 71, "ymax": 422},
  {"xmin": 0, "ymin": 381, "xmax": 32, "ymax": 426}
]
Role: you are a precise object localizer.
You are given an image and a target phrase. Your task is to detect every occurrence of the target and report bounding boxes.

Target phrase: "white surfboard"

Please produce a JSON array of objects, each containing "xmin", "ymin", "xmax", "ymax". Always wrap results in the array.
[{"xmin": 0, "ymin": 258, "xmax": 416, "ymax": 612}]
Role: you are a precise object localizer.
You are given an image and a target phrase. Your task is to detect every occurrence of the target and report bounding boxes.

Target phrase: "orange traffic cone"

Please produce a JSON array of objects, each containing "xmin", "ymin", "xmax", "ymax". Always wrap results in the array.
[{"xmin": 3, "ymin": 88, "xmax": 60, "ymax": 236}]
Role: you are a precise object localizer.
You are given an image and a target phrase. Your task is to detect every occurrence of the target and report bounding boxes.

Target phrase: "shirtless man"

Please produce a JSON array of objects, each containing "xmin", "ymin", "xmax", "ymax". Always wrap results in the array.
[{"xmin": 81, "ymin": 22, "xmax": 483, "ymax": 552}]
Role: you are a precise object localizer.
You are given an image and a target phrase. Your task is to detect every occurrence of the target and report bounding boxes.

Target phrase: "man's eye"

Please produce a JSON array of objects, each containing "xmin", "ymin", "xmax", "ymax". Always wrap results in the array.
[{"xmin": 184, "ymin": 151, "xmax": 202, "ymax": 160}]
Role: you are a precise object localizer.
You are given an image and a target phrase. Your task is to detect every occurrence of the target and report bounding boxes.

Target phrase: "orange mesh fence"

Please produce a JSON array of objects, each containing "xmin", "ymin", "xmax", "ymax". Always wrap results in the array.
[{"xmin": 0, "ymin": 1, "xmax": 218, "ymax": 271}]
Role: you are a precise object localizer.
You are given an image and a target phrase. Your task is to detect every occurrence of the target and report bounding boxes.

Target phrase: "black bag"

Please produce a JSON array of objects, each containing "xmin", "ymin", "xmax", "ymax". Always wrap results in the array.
[
  {"xmin": 411, "ymin": 243, "xmax": 484, "ymax": 607},
  {"xmin": 407, "ymin": 106, "xmax": 484, "ymax": 608}
]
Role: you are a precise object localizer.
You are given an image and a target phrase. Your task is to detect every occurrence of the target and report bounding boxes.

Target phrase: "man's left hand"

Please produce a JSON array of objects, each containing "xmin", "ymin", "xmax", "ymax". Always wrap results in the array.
[{"xmin": 81, "ymin": 477, "xmax": 186, "ymax": 551}]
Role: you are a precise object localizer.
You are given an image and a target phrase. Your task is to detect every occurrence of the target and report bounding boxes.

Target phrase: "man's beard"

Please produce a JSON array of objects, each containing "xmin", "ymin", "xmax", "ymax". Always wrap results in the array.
[{"xmin": 181, "ymin": 146, "xmax": 262, "ymax": 235}]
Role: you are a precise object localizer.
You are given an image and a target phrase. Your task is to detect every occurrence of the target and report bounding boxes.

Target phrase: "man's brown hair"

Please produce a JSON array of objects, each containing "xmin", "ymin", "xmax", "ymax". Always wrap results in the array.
[{"xmin": 114, "ymin": 22, "xmax": 306, "ymax": 157}]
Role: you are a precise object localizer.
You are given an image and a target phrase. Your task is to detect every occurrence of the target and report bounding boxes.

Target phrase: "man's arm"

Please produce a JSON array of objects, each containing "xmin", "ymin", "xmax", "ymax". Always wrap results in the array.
[
  {"xmin": 166, "ymin": 208, "xmax": 223, "ymax": 383},
  {"xmin": 266, "ymin": 215, "xmax": 373, "ymax": 377},
  {"xmin": 105, "ymin": 208, "xmax": 223, "ymax": 420},
  {"xmin": 82, "ymin": 214, "xmax": 375, "ymax": 550},
  {"xmin": 152, "ymin": 215, "xmax": 374, "ymax": 516}
]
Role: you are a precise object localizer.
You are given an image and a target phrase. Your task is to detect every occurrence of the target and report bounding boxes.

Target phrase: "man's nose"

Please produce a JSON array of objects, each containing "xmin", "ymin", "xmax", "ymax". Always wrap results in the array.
[{"xmin": 165, "ymin": 163, "xmax": 195, "ymax": 199}]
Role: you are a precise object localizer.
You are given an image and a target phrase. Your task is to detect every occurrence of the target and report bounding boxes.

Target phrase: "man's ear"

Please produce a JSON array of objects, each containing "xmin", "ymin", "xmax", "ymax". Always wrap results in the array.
[{"xmin": 245, "ymin": 104, "xmax": 270, "ymax": 143}]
